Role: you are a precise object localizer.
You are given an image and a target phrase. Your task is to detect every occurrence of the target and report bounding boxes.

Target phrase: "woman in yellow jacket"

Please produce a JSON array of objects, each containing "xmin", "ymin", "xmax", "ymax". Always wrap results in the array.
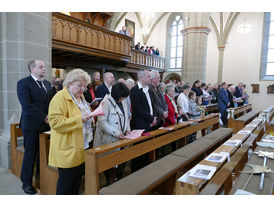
[{"xmin": 48, "ymin": 69, "xmax": 93, "ymax": 195}]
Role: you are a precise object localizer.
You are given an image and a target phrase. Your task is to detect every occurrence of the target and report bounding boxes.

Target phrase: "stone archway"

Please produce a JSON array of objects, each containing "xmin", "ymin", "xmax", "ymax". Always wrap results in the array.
[{"xmin": 164, "ymin": 73, "xmax": 181, "ymax": 84}]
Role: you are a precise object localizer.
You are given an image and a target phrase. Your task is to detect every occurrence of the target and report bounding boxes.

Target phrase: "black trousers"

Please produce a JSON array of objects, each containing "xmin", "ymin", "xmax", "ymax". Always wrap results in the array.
[
  {"xmin": 21, "ymin": 130, "xmax": 40, "ymax": 186},
  {"xmin": 56, "ymin": 163, "xmax": 85, "ymax": 195},
  {"xmin": 220, "ymin": 108, "xmax": 228, "ymax": 126}
]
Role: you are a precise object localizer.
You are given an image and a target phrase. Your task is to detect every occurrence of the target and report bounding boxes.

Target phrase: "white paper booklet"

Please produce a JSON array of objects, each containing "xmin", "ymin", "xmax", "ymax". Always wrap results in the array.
[
  {"xmin": 252, "ymin": 118, "xmax": 263, "ymax": 122},
  {"xmin": 246, "ymin": 123, "xmax": 258, "ymax": 128},
  {"xmin": 262, "ymin": 135, "xmax": 274, "ymax": 143},
  {"xmin": 223, "ymin": 139, "xmax": 242, "ymax": 147},
  {"xmin": 237, "ymin": 130, "xmax": 252, "ymax": 135},
  {"xmin": 187, "ymin": 164, "xmax": 217, "ymax": 180},
  {"xmin": 205, "ymin": 152, "xmax": 227, "ymax": 163}
]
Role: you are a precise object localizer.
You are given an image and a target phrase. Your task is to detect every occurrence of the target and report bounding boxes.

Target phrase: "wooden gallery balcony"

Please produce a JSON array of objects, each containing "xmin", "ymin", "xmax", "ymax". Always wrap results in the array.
[{"xmin": 52, "ymin": 12, "xmax": 165, "ymax": 72}]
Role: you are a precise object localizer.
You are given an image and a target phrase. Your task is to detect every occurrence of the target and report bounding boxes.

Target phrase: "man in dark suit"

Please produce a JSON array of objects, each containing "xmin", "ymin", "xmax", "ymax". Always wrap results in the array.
[
  {"xmin": 130, "ymin": 70, "xmax": 157, "ymax": 172},
  {"xmin": 17, "ymin": 60, "xmax": 53, "ymax": 194},
  {"xmin": 130, "ymin": 70, "xmax": 157, "ymax": 132},
  {"xmin": 234, "ymin": 82, "xmax": 244, "ymax": 106},
  {"xmin": 217, "ymin": 82, "xmax": 230, "ymax": 126},
  {"xmin": 95, "ymin": 72, "xmax": 114, "ymax": 100},
  {"xmin": 149, "ymin": 70, "xmax": 168, "ymax": 130}
]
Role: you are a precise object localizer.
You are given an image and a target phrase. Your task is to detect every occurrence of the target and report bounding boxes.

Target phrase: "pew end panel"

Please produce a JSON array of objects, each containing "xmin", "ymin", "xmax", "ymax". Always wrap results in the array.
[
  {"xmin": 10, "ymin": 123, "xmax": 24, "ymax": 178},
  {"xmin": 39, "ymin": 132, "xmax": 58, "ymax": 195}
]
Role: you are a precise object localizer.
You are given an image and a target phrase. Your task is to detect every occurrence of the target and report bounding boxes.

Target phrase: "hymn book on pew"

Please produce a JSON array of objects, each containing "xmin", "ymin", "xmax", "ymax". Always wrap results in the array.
[
  {"xmin": 185, "ymin": 164, "xmax": 217, "ymax": 180},
  {"xmin": 124, "ymin": 130, "xmax": 145, "ymax": 139},
  {"xmin": 205, "ymin": 152, "xmax": 228, "ymax": 163}
]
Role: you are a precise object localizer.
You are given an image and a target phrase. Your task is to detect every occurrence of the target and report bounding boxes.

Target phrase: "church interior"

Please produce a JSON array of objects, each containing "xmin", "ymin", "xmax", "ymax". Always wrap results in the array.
[{"xmin": 0, "ymin": 6, "xmax": 274, "ymax": 199}]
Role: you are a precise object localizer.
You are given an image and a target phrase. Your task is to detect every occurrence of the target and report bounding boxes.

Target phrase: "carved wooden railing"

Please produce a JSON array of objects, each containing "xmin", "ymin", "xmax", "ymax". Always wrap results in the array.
[
  {"xmin": 52, "ymin": 12, "xmax": 132, "ymax": 62},
  {"xmin": 52, "ymin": 12, "xmax": 165, "ymax": 70},
  {"xmin": 129, "ymin": 49, "xmax": 165, "ymax": 69}
]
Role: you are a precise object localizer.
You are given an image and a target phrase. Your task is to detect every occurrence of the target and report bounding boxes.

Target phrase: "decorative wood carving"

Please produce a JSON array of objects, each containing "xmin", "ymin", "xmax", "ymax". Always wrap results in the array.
[
  {"xmin": 251, "ymin": 84, "xmax": 259, "ymax": 93},
  {"xmin": 267, "ymin": 84, "xmax": 274, "ymax": 94},
  {"xmin": 52, "ymin": 12, "xmax": 132, "ymax": 57},
  {"xmin": 52, "ymin": 12, "xmax": 165, "ymax": 71}
]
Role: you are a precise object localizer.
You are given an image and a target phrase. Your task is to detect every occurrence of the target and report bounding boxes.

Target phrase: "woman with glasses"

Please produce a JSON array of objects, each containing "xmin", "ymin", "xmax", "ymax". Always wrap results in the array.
[{"xmin": 48, "ymin": 68, "xmax": 94, "ymax": 195}]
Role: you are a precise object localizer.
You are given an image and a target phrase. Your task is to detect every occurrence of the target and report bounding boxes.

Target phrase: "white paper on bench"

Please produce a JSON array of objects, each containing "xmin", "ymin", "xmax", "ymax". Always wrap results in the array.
[
  {"xmin": 159, "ymin": 127, "xmax": 174, "ymax": 130},
  {"xmin": 252, "ymin": 118, "xmax": 263, "ymax": 122},
  {"xmin": 186, "ymin": 164, "xmax": 217, "ymax": 180},
  {"xmin": 223, "ymin": 139, "xmax": 242, "ymax": 147},
  {"xmin": 205, "ymin": 152, "xmax": 227, "ymax": 163},
  {"xmin": 262, "ymin": 135, "xmax": 274, "ymax": 143},
  {"xmin": 246, "ymin": 123, "xmax": 258, "ymax": 128},
  {"xmin": 237, "ymin": 130, "xmax": 252, "ymax": 135}
]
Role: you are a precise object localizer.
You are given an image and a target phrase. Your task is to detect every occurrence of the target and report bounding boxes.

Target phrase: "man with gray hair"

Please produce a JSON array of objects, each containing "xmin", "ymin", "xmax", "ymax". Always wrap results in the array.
[
  {"xmin": 130, "ymin": 70, "xmax": 157, "ymax": 172},
  {"xmin": 149, "ymin": 70, "xmax": 168, "ymax": 129},
  {"xmin": 130, "ymin": 70, "xmax": 157, "ymax": 132},
  {"xmin": 95, "ymin": 72, "xmax": 115, "ymax": 100},
  {"xmin": 235, "ymin": 82, "xmax": 244, "ymax": 106}
]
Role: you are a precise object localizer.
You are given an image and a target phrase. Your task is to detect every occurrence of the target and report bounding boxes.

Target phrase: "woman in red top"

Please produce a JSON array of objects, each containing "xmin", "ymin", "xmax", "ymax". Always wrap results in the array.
[{"xmin": 163, "ymin": 83, "xmax": 178, "ymax": 126}]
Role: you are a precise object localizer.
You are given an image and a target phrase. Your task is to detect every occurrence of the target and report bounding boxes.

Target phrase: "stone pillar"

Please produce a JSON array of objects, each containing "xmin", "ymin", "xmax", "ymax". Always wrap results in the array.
[
  {"xmin": 181, "ymin": 13, "xmax": 210, "ymax": 83},
  {"xmin": 0, "ymin": 12, "xmax": 52, "ymax": 168},
  {"xmin": 217, "ymin": 47, "xmax": 225, "ymax": 84}
]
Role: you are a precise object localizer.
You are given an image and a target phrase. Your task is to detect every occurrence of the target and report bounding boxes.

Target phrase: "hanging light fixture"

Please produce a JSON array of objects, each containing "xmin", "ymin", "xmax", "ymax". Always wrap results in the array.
[{"xmin": 237, "ymin": 17, "xmax": 252, "ymax": 34}]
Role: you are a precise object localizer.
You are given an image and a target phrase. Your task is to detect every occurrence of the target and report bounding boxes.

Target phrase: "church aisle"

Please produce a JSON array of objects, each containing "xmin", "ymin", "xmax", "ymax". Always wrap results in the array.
[{"xmin": 0, "ymin": 166, "xmax": 37, "ymax": 195}]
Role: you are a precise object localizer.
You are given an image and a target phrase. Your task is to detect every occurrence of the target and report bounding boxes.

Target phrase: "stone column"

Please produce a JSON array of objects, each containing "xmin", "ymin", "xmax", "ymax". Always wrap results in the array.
[
  {"xmin": 181, "ymin": 12, "xmax": 210, "ymax": 83},
  {"xmin": 217, "ymin": 47, "xmax": 225, "ymax": 84},
  {"xmin": 0, "ymin": 12, "xmax": 52, "ymax": 168}
]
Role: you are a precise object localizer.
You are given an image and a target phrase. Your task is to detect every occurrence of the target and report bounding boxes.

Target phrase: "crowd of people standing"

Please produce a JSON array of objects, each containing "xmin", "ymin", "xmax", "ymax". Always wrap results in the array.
[{"xmin": 17, "ymin": 59, "xmax": 249, "ymax": 195}]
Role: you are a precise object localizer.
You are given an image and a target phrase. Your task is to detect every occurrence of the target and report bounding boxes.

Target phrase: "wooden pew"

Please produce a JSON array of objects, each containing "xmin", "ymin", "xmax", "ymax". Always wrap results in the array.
[
  {"xmin": 229, "ymin": 134, "xmax": 274, "ymax": 195},
  {"xmin": 175, "ymin": 117, "xmax": 264, "ymax": 195},
  {"xmin": 205, "ymin": 103, "xmax": 219, "ymax": 114},
  {"xmin": 98, "ymin": 127, "xmax": 233, "ymax": 195},
  {"xmin": 263, "ymin": 105, "xmax": 274, "ymax": 133},
  {"xmin": 10, "ymin": 124, "xmax": 23, "ymax": 178},
  {"xmin": 10, "ymin": 123, "xmax": 41, "ymax": 188},
  {"xmin": 227, "ymin": 104, "xmax": 252, "ymax": 120},
  {"xmin": 199, "ymin": 122, "xmax": 265, "ymax": 195},
  {"xmin": 85, "ymin": 114, "xmax": 225, "ymax": 194},
  {"xmin": 228, "ymin": 108, "xmax": 260, "ymax": 133},
  {"xmin": 39, "ymin": 132, "xmax": 58, "ymax": 195}
]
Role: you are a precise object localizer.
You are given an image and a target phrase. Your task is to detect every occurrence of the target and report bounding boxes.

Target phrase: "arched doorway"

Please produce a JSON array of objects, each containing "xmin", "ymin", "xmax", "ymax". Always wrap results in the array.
[{"xmin": 164, "ymin": 73, "xmax": 181, "ymax": 84}]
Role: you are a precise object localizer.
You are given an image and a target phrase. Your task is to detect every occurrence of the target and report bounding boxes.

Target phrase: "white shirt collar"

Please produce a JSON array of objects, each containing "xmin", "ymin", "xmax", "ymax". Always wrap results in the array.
[
  {"xmin": 31, "ymin": 74, "xmax": 44, "ymax": 82},
  {"xmin": 137, "ymin": 81, "xmax": 148, "ymax": 90}
]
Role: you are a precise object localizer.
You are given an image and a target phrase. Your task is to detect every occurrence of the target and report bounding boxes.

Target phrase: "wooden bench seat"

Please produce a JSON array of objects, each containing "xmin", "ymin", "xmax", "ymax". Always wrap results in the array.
[
  {"xmin": 98, "ymin": 128, "xmax": 233, "ymax": 195},
  {"xmin": 86, "ymin": 114, "xmax": 220, "ymax": 194},
  {"xmin": 99, "ymin": 155, "xmax": 188, "ymax": 195},
  {"xmin": 228, "ymin": 110, "xmax": 260, "ymax": 133},
  {"xmin": 10, "ymin": 124, "xmax": 24, "ymax": 178}
]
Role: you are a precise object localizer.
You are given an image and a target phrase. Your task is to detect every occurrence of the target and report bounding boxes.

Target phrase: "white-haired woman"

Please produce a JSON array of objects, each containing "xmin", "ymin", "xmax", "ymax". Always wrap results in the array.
[
  {"xmin": 48, "ymin": 69, "xmax": 94, "ymax": 195},
  {"xmin": 124, "ymin": 79, "xmax": 135, "ymax": 120}
]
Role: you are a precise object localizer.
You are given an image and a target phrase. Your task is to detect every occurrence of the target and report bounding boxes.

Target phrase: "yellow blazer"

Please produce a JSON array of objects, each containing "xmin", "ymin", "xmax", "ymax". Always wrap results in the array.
[{"xmin": 48, "ymin": 88, "xmax": 84, "ymax": 168}]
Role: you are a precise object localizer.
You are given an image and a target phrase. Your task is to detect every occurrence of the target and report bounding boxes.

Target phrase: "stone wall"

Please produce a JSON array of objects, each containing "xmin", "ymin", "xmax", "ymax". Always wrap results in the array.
[{"xmin": 0, "ymin": 12, "xmax": 52, "ymax": 168}]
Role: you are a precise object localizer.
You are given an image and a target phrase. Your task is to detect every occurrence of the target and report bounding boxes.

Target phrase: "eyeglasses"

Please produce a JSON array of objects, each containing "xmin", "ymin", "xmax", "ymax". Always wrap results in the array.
[{"xmin": 74, "ymin": 82, "xmax": 87, "ymax": 91}]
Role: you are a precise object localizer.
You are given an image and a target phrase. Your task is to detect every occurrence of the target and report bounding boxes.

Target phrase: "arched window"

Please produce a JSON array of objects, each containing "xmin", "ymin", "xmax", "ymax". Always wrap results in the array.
[
  {"xmin": 166, "ymin": 14, "xmax": 184, "ymax": 70},
  {"xmin": 260, "ymin": 12, "xmax": 274, "ymax": 80}
]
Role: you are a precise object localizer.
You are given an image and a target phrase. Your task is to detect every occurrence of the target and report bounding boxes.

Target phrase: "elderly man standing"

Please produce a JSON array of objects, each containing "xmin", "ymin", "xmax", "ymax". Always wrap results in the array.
[
  {"xmin": 17, "ymin": 60, "xmax": 53, "ymax": 194},
  {"xmin": 149, "ymin": 70, "xmax": 168, "ymax": 129},
  {"xmin": 95, "ymin": 72, "xmax": 115, "ymax": 100}
]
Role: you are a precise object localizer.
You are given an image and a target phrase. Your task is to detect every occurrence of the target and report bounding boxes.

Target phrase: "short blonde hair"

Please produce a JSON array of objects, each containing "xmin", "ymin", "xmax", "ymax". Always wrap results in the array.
[{"xmin": 63, "ymin": 69, "xmax": 91, "ymax": 88}]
